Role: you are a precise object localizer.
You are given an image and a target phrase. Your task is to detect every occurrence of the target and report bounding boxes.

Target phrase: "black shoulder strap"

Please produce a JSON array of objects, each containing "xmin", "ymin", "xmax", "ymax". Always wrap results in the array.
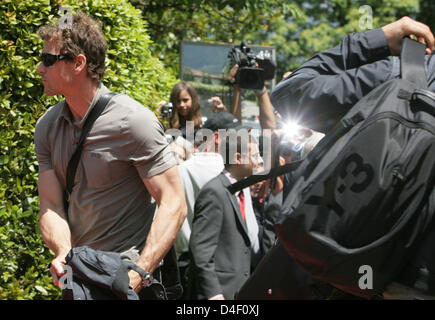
[
  {"xmin": 66, "ymin": 92, "xmax": 117, "ymax": 199},
  {"xmin": 401, "ymin": 37, "xmax": 428, "ymax": 88}
]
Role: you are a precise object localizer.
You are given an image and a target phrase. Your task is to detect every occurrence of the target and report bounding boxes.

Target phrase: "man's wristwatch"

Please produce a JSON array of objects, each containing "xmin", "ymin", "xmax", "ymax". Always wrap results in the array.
[{"xmin": 141, "ymin": 272, "xmax": 154, "ymax": 288}]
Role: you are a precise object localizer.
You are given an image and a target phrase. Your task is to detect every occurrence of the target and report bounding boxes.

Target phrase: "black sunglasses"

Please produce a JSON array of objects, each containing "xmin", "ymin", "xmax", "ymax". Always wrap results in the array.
[{"xmin": 40, "ymin": 53, "xmax": 71, "ymax": 67}]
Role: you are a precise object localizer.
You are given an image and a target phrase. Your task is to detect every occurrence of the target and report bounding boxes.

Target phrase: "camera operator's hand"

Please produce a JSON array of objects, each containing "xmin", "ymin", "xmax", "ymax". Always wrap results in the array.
[
  {"xmin": 228, "ymin": 64, "xmax": 239, "ymax": 84},
  {"xmin": 382, "ymin": 16, "xmax": 435, "ymax": 56},
  {"xmin": 209, "ymin": 96, "xmax": 227, "ymax": 113},
  {"xmin": 157, "ymin": 100, "xmax": 167, "ymax": 115}
]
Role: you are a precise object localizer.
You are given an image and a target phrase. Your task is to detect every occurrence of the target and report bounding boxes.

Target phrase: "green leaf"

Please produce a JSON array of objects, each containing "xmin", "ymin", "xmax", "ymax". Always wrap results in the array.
[
  {"xmin": 0, "ymin": 0, "xmax": 176, "ymax": 300},
  {"xmin": 34, "ymin": 285, "xmax": 48, "ymax": 295}
]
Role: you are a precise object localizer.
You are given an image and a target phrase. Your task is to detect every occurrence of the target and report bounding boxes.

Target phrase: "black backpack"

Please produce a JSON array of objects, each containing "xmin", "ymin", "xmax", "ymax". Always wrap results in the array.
[{"xmin": 272, "ymin": 38, "xmax": 435, "ymax": 299}]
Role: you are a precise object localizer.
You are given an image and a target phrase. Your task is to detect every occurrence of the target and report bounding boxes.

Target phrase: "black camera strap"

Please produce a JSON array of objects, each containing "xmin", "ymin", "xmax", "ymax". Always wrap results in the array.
[
  {"xmin": 226, "ymin": 159, "xmax": 303, "ymax": 194},
  {"xmin": 64, "ymin": 92, "xmax": 117, "ymax": 220}
]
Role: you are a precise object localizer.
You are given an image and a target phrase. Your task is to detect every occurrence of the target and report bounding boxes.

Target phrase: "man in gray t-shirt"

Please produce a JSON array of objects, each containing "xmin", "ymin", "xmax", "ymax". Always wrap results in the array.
[{"xmin": 34, "ymin": 12, "xmax": 186, "ymax": 295}]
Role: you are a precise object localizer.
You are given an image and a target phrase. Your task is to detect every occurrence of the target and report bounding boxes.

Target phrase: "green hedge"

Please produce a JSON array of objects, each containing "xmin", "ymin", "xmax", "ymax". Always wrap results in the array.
[{"xmin": 0, "ymin": 0, "xmax": 176, "ymax": 299}]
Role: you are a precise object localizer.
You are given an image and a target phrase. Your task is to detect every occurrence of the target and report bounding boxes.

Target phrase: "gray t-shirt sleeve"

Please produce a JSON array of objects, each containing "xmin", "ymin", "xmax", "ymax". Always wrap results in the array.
[
  {"xmin": 125, "ymin": 102, "xmax": 177, "ymax": 179},
  {"xmin": 34, "ymin": 109, "xmax": 53, "ymax": 173}
]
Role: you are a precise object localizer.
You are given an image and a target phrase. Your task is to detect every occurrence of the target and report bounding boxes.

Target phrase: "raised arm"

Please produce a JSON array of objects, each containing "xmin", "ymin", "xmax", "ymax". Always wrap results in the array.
[
  {"xmin": 256, "ymin": 89, "xmax": 276, "ymax": 130},
  {"xmin": 271, "ymin": 17, "xmax": 435, "ymax": 133},
  {"xmin": 228, "ymin": 65, "xmax": 243, "ymax": 122},
  {"xmin": 271, "ymin": 28, "xmax": 394, "ymax": 133},
  {"xmin": 382, "ymin": 16, "xmax": 434, "ymax": 56}
]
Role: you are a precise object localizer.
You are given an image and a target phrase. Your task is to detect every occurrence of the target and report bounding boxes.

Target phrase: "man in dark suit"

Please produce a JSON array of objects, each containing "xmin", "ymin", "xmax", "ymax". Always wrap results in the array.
[{"xmin": 189, "ymin": 130, "xmax": 263, "ymax": 300}]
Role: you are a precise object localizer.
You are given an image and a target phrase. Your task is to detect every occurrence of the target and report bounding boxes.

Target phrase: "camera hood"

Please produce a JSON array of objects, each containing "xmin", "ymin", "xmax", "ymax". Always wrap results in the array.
[{"xmin": 256, "ymin": 57, "xmax": 276, "ymax": 81}]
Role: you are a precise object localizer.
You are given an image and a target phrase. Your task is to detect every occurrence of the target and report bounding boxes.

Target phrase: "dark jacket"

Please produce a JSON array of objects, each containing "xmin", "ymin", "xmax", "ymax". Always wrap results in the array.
[
  {"xmin": 189, "ymin": 173, "xmax": 252, "ymax": 300},
  {"xmin": 270, "ymin": 28, "xmax": 435, "ymax": 134},
  {"xmin": 61, "ymin": 246, "xmax": 166, "ymax": 300}
]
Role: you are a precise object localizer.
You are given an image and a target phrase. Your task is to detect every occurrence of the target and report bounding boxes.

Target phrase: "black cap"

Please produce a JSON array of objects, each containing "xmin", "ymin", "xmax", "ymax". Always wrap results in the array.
[{"xmin": 202, "ymin": 112, "xmax": 245, "ymax": 132}]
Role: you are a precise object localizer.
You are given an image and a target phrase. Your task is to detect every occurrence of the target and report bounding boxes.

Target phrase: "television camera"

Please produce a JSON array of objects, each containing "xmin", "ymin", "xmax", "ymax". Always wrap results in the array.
[{"xmin": 228, "ymin": 40, "xmax": 276, "ymax": 90}]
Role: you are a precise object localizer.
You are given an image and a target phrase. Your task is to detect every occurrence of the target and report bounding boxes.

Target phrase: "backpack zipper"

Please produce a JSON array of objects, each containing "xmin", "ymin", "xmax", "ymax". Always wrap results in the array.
[
  {"xmin": 363, "ymin": 111, "xmax": 435, "ymax": 136},
  {"xmin": 413, "ymin": 89, "xmax": 435, "ymax": 102}
]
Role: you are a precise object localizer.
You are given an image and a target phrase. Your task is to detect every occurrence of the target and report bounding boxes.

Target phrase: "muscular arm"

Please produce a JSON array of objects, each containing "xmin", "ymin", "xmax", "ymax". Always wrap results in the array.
[
  {"xmin": 38, "ymin": 169, "xmax": 72, "ymax": 286},
  {"xmin": 129, "ymin": 166, "xmax": 187, "ymax": 291}
]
